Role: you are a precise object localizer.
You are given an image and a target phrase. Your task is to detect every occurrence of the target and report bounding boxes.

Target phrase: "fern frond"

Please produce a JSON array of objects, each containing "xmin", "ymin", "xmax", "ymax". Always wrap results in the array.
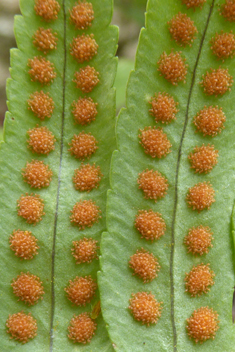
[
  {"xmin": 99, "ymin": 0, "xmax": 235, "ymax": 351},
  {"xmin": 0, "ymin": 0, "xmax": 118, "ymax": 350}
]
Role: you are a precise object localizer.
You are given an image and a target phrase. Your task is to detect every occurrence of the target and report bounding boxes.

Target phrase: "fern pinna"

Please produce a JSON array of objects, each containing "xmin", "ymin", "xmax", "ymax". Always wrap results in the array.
[
  {"xmin": 0, "ymin": 0, "xmax": 118, "ymax": 350},
  {"xmin": 99, "ymin": 0, "xmax": 235, "ymax": 351}
]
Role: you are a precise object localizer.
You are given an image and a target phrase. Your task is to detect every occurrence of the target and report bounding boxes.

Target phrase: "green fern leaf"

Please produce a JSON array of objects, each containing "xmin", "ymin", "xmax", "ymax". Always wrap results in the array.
[
  {"xmin": 99, "ymin": 0, "xmax": 235, "ymax": 351},
  {"xmin": 0, "ymin": 0, "xmax": 117, "ymax": 350}
]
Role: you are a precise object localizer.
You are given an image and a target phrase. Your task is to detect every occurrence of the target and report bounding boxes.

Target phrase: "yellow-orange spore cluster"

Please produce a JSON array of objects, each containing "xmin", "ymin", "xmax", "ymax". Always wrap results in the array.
[
  {"xmin": 10, "ymin": 230, "xmax": 39, "ymax": 260},
  {"xmin": 34, "ymin": 0, "xmax": 60, "ymax": 21},
  {"xmin": 181, "ymin": 0, "xmax": 206, "ymax": 8},
  {"xmin": 210, "ymin": 31, "xmax": 235, "ymax": 60},
  {"xmin": 33, "ymin": 28, "xmax": 58, "ymax": 54},
  {"xmin": 193, "ymin": 106, "xmax": 226, "ymax": 137},
  {"xmin": 68, "ymin": 313, "xmax": 96, "ymax": 344},
  {"xmin": 12, "ymin": 272, "xmax": 44, "ymax": 305},
  {"xmin": 138, "ymin": 169, "xmax": 168, "ymax": 201},
  {"xmin": 200, "ymin": 67, "xmax": 233, "ymax": 96},
  {"xmin": 186, "ymin": 182, "xmax": 215, "ymax": 212},
  {"xmin": 65, "ymin": 276, "xmax": 97, "ymax": 306},
  {"xmin": 22, "ymin": 160, "xmax": 53, "ymax": 188},
  {"xmin": 70, "ymin": 1, "xmax": 94, "ymax": 29},
  {"xmin": 27, "ymin": 126, "xmax": 56, "ymax": 155},
  {"xmin": 28, "ymin": 57, "xmax": 56, "ymax": 85},
  {"xmin": 135, "ymin": 210, "xmax": 166, "ymax": 241},
  {"xmin": 186, "ymin": 307, "xmax": 219, "ymax": 343},
  {"xmin": 17, "ymin": 193, "xmax": 45, "ymax": 224},
  {"xmin": 73, "ymin": 66, "xmax": 99, "ymax": 93},
  {"xmin": 129, "ymin": 292, "xmax": 162, "ymax": 325},
  {"xmin": 69, "ymin": 132, "xmax": 98, "ymax": 160},
  {"xmin": 221, "ymin": 0, "xmax": 235, "ymax": 22},
  {"xmin": 184, "ymin": 225, "xmax": 213, "ymax": 255},
  {"xmin": 70, "ymin": 34, "xmax": 98, "ymax": 63},
  {"xmin": 168, "ymin": 13, "xmax": 197, "ymax": 46},
  {"xmin": 70, "ymin": 199, "xmax": 101, "ymax": 229},
  {"xmin": 28, "ymin": 91, "xmax": 54, "ymax": 120},
  {"xmin": 158, "ymin": 51, "xmax": 187, "ymax": 85},
  {"xmin": 72, "ymin": 97, "xmax": 98, "ymax": 125},
  {"xmin": 139, "ymin": 126, "xmax": 172, "ymax": 158},
  {"xmin": 149, "ymin": 92, "xmax": 178, "ymax": 124},
  {"xmin": 188, "ymin": 144, "xmax": 218, "ymax": 174},
  {"xmin": 185, "ymin": 263, "xmax": 215, "ymax": 297},
  {"xmin": 72, "ymin": 238, "xmax": 98, "ymax": 264},
  {"xmin": 73, "ymin": 163, "xmax": 102, "ymax": 192},
  {"xmin": 6, "ymin": 312, "xmax": 37, "ymax": 344},
  {"xmin": 129, "ymin": 249, "xmax": 160, "ymax": 283}
]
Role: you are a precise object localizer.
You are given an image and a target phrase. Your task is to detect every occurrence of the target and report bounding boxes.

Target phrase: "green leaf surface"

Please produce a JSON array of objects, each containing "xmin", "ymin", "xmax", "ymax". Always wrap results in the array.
[
  {"xmin": 99, "ymin": 0, "xmax": 235, "ymax": 351},
  {"xmin": 115, "ymin": 58, "xmax": 134, "ymax": 111},
  {"xmin": 0, "ymin": 0, "xmax": 117, "ymax": 350}
]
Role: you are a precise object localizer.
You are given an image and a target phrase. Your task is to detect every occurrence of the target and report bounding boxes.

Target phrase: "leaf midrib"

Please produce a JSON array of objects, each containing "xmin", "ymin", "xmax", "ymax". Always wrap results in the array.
[
  {"xmin": 170, "ymin": 2, "xmax": 215, "ymax": 351},
  {"xmin": 49, "ymin": 0, "xmax": 67, "ymax": 350}
]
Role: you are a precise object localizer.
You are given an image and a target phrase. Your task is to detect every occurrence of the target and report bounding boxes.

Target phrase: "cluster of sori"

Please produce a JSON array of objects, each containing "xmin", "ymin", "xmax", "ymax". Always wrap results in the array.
[
  {"xmin": 128, "ymin": 0, "xmax": 235, "ymax": 344},
  {"xmin": 184, "ymin": 0, "xmax": 235, "ymax": 344},
  {"xmin": 66, "ymin": 0, "xmax": 102, "ymax": 344},
  {"xmin": 6, "ymin": 0, "xmax": 103, "ymax": 345}
]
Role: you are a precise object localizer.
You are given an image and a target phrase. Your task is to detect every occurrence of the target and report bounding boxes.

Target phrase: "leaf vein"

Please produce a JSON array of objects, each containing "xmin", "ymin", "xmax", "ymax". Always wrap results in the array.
[{"xmin": 49, "ymin": 0, "xmax": 67, "ymax": 350}]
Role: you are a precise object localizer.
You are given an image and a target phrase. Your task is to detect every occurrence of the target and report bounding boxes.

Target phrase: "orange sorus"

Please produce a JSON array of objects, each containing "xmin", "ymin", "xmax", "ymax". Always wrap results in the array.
[
  {"xmin": 28, "ymin": 57, "xmax": 56, "ymax": 85},
  {"xmin": 70, "ymin": 199, "xmax": 101, "ymax": 229},
  {"xmin": 70, "ymin": 1, "xmax": 94, "ymax": 30},
  {"xmin": 28, "ymin": 91, "xmax": 54, "ymax": 120},
  {"xmin": 129, "ymin": 292, "xmax": 162, "ymax": 325},
  {"xmin": 12, "ymin": 272, "xmax": 44, "ymax": 305},
  {"xmin": 27, "ymin": 126, "xmax": 56, "ymax": 155},
  {"xmin": 200, "ymin": 67, "xmax": 233, "ymax": 96},
  {"xmin": 193, "ymin": 106, "xmax": 226, "ymax": 137},
  {"xmin": 135, "ymin": 210, "xmax": 166, "ymax": 242},
  {"xmin": 9, "ymin": 230, "xmax": 39, "ymax": 260},
  {"xmin": 184, "ymin": 225, "xmax": 213, "ymax": 255},
  {"xmin": 186, "ymin": 307, "xmax": 219, "ymax": 343},
  {"xmin": 210, "ymin": 31, "xmax": 235, "ymax": 60},
  {"xmin": 188, "ymin": 144, "xmax": 218, "ymax": 174},
  {"xmin": 6, "ymin": 312, "xmax": 37, "ymax": 344},
  {"xmin": 17, "ymin": 193, "xmax": 45, "ymax": 224},
  {"xmin": 22, "ymin": 160, "xmax": 53, "ymax": 188},
  {"xmin": 65, "ymin": 276, "xmax": 97, "ymax": 306},
  {"xmin": 72, "ymin": 97, "xmax": 98, "ymax": 125},
  {"xmin": 68, "ymin": 312, "xmax": 96, "ymax": 344},
  {"xmin": 139, "ymin": 126, "xmax": 171, "ymax": 158},
  {"xmin": 186, "ymin": 181, "xmax": 215, "ymax": 212},
  {"xmin": 68, "ymin": 132, "xmax": 98, "ymax": 160},
  {"xmin": 149, "ymin": 92, "xmax": 179, "ymax": 124},
  {"xmin": 138, "ymin": 169, "xmax": 168, "ymax": 201},
  {"xmin": 185, "ymin": 263, "xmax": 215, "ymax": 297},
  {"xmin": 129, "ymin": 249, "xmax": 160, "ymax": 283},
  {"xmin": 33, "ymin": 28, "xmax": 58, "ymax": 54},
  {"xmin": 168, "ymin": 12, "xmax": 197, "ymax": 46},
  {"xmin": 73, "ymin": 66, "xmax": 99, "ymax": 93},
  {"xmin": 158, "ymin": 51, "xmax": 187, "ymax": 85},
  {"xmin": 72, "ymin": 237, "xmax": 98, "ymax": 264},
  {"xmin": 73, "ymin": 163, "xmax": 102, "ymax": 192},
  {"xmin": 34, "ymin": 0, "xmax": 60, "ymax": 21},
  {"xmin": 70, "ymin": 34, "xmax": 98, "ymax": 63}
]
